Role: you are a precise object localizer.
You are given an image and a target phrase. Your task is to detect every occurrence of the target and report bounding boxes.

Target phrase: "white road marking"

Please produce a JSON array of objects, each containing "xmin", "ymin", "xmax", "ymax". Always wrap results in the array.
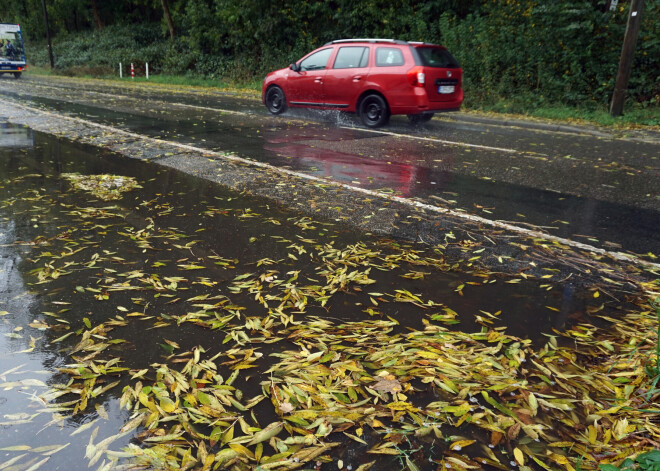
[
  {"xmin": 5, "ymin": 101, "xmax": 658, "ymax": 271},
  {"xmin": 173, "ymin": 102, "xmax": 248, "ymax": 115},
  {"xmin": 343, "ymin": 126, "xmax": 538, "ymax": 154}
]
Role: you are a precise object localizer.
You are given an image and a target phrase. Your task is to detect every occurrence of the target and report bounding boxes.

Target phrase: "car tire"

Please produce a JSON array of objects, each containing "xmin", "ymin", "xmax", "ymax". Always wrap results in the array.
[
  {"xmin": 407, "ymin": 113, "xmax": 433, "ymax": 125},
  {"xmin": 265, "ymin": 86, "xmax": 287, "ymax": 115},
  {"xmin": 359, "ymin": 94, "xmax": 390, "ymax": 128},
  {"xmin": 13, "ymin": 73, "xmax": 22, "ymax": 79}
]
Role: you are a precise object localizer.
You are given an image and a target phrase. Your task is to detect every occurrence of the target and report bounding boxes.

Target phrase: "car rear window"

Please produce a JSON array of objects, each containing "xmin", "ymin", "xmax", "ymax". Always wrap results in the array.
[
  {"xmin": 333, "ymin": 47, "xmax": 369, "ymax": 69},
  {"xmin": 375, "ymin": 47, "xmax": 405, "ymax": 67},
  {"xmin": 414, "ymin": 47, "xmax": 460, "ymax": 68}
]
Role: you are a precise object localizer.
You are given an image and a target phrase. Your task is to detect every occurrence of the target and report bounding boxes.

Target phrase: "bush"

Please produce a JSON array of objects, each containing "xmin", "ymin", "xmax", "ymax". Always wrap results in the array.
[{"xmin": 23, "ymin": 0, "xmax": 659, "ymax": 111}]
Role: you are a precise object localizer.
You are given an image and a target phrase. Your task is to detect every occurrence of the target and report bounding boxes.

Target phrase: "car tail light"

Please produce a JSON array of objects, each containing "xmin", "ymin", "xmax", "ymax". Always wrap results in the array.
[{"xmin": 407, "ymin": 66, "xmax": 425, "ymax": 87}]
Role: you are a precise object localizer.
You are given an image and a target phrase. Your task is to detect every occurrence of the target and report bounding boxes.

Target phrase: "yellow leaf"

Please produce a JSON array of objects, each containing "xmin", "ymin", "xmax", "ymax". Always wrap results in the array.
[
  {"xmin": 513, "ymin": 447, "xmax": 525, "ymax": 466},
  {"xmin": 587, "ymin": 424, "xmax": 598, "ymax": 444},
  {"xmin": 528, "ymin": 393, "xmax": 538, "ymax": 417},
  {"xmin": 228, "ymin": 443, "xmax": 255, "ymax": 459},
  {"xmin": 159, "ymin": 397, "xmax": 176, "ymax": 413},
  {"xmin": 450, "ymin": 439, "xmax": 475, "ymax": 451}
]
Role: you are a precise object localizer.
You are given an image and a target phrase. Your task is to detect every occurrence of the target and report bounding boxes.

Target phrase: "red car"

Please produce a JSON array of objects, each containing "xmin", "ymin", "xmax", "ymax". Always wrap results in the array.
[{"xmin": 262, "ymin": 39, "xmax": 463, "ymax": 127}]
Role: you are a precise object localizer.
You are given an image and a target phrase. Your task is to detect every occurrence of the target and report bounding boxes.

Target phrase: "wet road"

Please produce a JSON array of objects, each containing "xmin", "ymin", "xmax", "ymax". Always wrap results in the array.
[{"xmin": 0, "ymin": 75, "xmax": 658, "ymax": 260}]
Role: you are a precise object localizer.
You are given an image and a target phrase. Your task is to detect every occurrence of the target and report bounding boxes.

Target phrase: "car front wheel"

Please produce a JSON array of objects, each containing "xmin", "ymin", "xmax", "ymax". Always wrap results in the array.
[
  {"xmin": 265, "ymin": 86, "xmax": 287, "ymax": 115},
  {"xmin": 359, "ymin": 94, "xmax": 390, "ymax": 128}
]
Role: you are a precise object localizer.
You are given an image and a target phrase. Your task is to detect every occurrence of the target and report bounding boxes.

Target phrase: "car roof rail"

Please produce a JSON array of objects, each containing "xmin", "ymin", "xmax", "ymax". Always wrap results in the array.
[{"xmin": 324, "ymin": 38, "xmax": 409, "ymax": 46}]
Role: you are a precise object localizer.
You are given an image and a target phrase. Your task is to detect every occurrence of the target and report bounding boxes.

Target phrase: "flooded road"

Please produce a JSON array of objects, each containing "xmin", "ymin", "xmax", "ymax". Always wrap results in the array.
[
  {"xmin": 0, "ymin": 76, "xmax": 658, "ymax": 263},
  {"xmin": 0, "ymin": 123, "xmax": 651, "ymax": 470}
]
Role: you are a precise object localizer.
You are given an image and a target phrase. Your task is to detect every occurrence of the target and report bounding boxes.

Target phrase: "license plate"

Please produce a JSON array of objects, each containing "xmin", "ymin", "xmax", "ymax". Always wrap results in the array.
[{"xmin": 438, "ymin": 85, "xmax": 455, "ymax": 94}]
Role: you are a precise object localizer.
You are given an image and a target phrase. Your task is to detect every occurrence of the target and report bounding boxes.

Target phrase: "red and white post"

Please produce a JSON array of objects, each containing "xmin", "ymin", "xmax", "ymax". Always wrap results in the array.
[{"xmin": 131, "ymin": 63, "xmax": 135, "ymax": 79}]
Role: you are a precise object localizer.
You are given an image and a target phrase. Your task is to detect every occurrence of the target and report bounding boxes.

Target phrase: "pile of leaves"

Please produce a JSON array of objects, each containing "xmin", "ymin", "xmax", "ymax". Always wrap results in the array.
[
  {"xmin": 55, "ymin": 289, "xmax": 660, "ymax": 470},
  {"xmin": 2, "ymin": 166, "xmax": 660, "ymax": 471},
  {"xmin": 63, "ymin": 173, "xmax": 141, "ymax": 201}
]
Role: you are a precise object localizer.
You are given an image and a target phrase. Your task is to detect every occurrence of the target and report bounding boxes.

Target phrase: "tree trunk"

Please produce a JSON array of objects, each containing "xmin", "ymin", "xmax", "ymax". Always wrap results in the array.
[
  {"xmin": 90, "ymin": 0, "xmax": 104, "ymax": 29},
  {"xmin": 161, "ymin": 0, "xmax": 175, "ymax": 40}
]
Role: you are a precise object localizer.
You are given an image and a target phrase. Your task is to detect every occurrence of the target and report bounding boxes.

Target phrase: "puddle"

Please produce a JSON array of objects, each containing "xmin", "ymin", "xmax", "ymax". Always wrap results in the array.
[{"xmin": 0, "ymin": 123, "xmax": 644, "ymax": 470}]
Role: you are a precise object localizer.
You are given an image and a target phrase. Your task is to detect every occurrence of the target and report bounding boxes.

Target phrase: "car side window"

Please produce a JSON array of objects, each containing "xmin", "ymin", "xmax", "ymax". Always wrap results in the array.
[
  {"xmin": 299, "ymin": 48, "xmax": 333, "ymax": 71},
  {"xmin": 376, "ymin": 47, "xmax": 404, "ymax": 67},
  {"xmin": 333, "ymin": 47, "xmax": 369, "ymax": 69}
]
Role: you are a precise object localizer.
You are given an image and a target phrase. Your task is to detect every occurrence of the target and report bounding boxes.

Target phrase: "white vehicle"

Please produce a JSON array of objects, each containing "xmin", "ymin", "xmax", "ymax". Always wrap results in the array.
[{"xmin": 0, "ymin": 23, "xmax": 26, "ymax": 78}]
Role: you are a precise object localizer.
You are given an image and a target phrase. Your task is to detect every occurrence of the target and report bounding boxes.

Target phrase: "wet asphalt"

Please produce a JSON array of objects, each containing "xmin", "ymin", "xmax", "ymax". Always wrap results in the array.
[{"xmin": 0, "ymin": 74, "xmax": 658, "ymax": 266}]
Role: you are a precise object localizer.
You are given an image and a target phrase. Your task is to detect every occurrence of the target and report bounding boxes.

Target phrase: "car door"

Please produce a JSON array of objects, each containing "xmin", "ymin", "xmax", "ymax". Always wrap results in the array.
[
  {"xmin": 287, "ymin": 47, "xmax": 333, "ymax": 107},
  {"xmin": 322, "ymin": 46, "xmax": 370, "ymax": 111}
]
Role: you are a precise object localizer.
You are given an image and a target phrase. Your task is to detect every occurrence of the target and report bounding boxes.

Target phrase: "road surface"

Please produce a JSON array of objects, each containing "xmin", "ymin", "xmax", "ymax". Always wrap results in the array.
[{"xmin": 0, "ymin": 74, "xmax": 658, "ymax": 264}]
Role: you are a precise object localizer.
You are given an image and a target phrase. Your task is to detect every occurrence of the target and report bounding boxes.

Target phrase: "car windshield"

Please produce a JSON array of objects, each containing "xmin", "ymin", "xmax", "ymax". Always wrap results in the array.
[
  {"xmin": 0, "ymin": 25, "xmax": 25, "ymax": 61},
  {"xmin": 415, "ymin": 47, "xmax": 460, "ymax": 68},
  {"xmin": 299, "ymin": 48, "xmax": 332, "ymax": 71}
]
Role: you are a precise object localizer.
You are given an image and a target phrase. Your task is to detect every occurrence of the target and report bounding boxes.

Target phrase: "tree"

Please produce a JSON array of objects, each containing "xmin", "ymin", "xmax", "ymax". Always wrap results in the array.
[
  {"xmin": 90, "ymin": 0, "xmax": 104, "ymax": 29},
  {"xmin": 161, "ymin": 0, "xmax": 175, "ymax": 39}
]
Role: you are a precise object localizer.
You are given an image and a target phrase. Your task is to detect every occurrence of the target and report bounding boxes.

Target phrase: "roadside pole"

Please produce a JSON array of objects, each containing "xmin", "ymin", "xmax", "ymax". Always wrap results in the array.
[
  {"xmin": 131, "ymin": 63, "xmax": 134, "ymax": 80},
  {"xmin": 146, "ymin": 63, "xmax": 149, "ymax": 80},
  {"xmin": 41, "ymin": 0, "xmax": 55, "ymax": 69},
  {"xmin": 610, "ymin": 0, "xmax": 644, "ymax": 117},
  {"xmin": 119, "ymin": 62, "xmax": 122, "ymax": 78}
]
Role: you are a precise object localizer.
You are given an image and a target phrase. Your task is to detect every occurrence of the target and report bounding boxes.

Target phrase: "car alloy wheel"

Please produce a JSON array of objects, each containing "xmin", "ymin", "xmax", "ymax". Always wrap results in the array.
[
  {"xmin": 359, "ymin": 94, "xmax": 389, "ymax": 128},
  {"xmin": 265, "ymin": 86, "xmax": 287, "ymax": 115}
]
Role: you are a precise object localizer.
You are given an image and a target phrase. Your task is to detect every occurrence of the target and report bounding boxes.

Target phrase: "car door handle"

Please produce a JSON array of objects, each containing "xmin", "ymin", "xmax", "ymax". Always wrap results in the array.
[
  {"xmin": 314, "ymin": 77, "xmax": 323, "ymax": 83},
  {"xmin": 352, "ymin": 75, "xmax": 363, "ymax": 82}
]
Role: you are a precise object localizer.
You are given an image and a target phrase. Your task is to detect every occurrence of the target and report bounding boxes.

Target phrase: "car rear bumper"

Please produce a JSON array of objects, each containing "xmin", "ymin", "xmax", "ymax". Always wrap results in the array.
[{"xmin": 389, "ymin": 88, "xmax": 463, "ymax": 115}]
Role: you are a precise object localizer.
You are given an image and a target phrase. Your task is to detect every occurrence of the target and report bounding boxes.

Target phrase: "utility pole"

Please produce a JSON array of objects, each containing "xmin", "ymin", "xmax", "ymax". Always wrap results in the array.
[
  {"xmin": 41, "ymin": 0, "xmax": 55, "ymax": 69},
  {"xmin": 610, "ymin": 0, "xmax": 644, "ymax": 117}
]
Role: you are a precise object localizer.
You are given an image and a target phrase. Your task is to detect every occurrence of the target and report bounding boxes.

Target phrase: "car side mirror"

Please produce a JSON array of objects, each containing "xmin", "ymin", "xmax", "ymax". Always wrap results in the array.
[{"xmin": 289, "ymin": 63, "xmax": 301, "ymax": 72}]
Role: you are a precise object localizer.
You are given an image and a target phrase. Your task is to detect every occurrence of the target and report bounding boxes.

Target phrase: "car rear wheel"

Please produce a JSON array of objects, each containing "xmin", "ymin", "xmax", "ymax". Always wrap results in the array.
[
  {"xmin": 265, "ymin": 86, "xmax": 287, "ymax": 115},
  {"xmin": 359, "ymin": 94, "xmax": 390, "ymax": 128},
  {"xmin": 13, "ymin": 72, "xmax": 22, "ymax": 79},
  {"xmin": 407, "ymin": 113, "xmax": 433, "ymax": 125}
]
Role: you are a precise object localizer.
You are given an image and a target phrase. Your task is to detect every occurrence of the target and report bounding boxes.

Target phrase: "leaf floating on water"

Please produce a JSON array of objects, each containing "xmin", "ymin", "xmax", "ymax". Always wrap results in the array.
[
  {"xmin": 23, "ymin": 457, "xmax": 50, "ymax": 471},
  {"xmin": 0, "ymin": 445, "xmax": 32, "ymax": 451},
  {"xmin": 0, "ymin": 454, "xmax": 28, "ymax": 470},
  {"xmin": 513, "ymin": 447, "xmax": 525, "ymax": 466},
  {"xmin": 246, "ymin": 421, "xmax": 284, "ymax": 446},
  {"xmin": 32, "ymin": 443, "xmax": 70, "ymax": 456}
]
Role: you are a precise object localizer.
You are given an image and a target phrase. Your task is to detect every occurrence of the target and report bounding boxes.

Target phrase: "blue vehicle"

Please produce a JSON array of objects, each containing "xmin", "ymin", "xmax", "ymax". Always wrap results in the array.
[{"xmin": 0, "ymin": 23, "xmax": 26, "ymax": 78}]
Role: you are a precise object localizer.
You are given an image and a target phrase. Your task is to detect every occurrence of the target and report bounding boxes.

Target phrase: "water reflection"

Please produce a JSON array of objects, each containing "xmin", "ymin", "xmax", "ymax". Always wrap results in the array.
[
  {"xmin": 0, "ymin": 122, "xmax": 33, "ymax": 148},
  {"xmin": 263, "ymin": 127, "xmax": 455, "ymax": 197}
]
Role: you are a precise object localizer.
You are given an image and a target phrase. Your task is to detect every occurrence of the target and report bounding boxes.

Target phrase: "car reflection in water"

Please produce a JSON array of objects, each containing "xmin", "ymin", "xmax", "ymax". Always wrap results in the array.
[
  {"xmin": 263, "ymin": 127, "xmax": 454, "ymax": 198},
  {"xmin": 0, "ymin": 123, "xmax": 34, "ymax": 148}
]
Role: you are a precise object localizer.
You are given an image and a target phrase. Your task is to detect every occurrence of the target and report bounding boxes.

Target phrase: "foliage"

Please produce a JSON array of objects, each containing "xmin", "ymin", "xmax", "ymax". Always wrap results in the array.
[
  {"xmin": 600, "ymin": 450, "xmax": 660, "ymax": 470},
  {"xmin": 7, "ymin": 0, "xmax": 660, "ymax": 109}
]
